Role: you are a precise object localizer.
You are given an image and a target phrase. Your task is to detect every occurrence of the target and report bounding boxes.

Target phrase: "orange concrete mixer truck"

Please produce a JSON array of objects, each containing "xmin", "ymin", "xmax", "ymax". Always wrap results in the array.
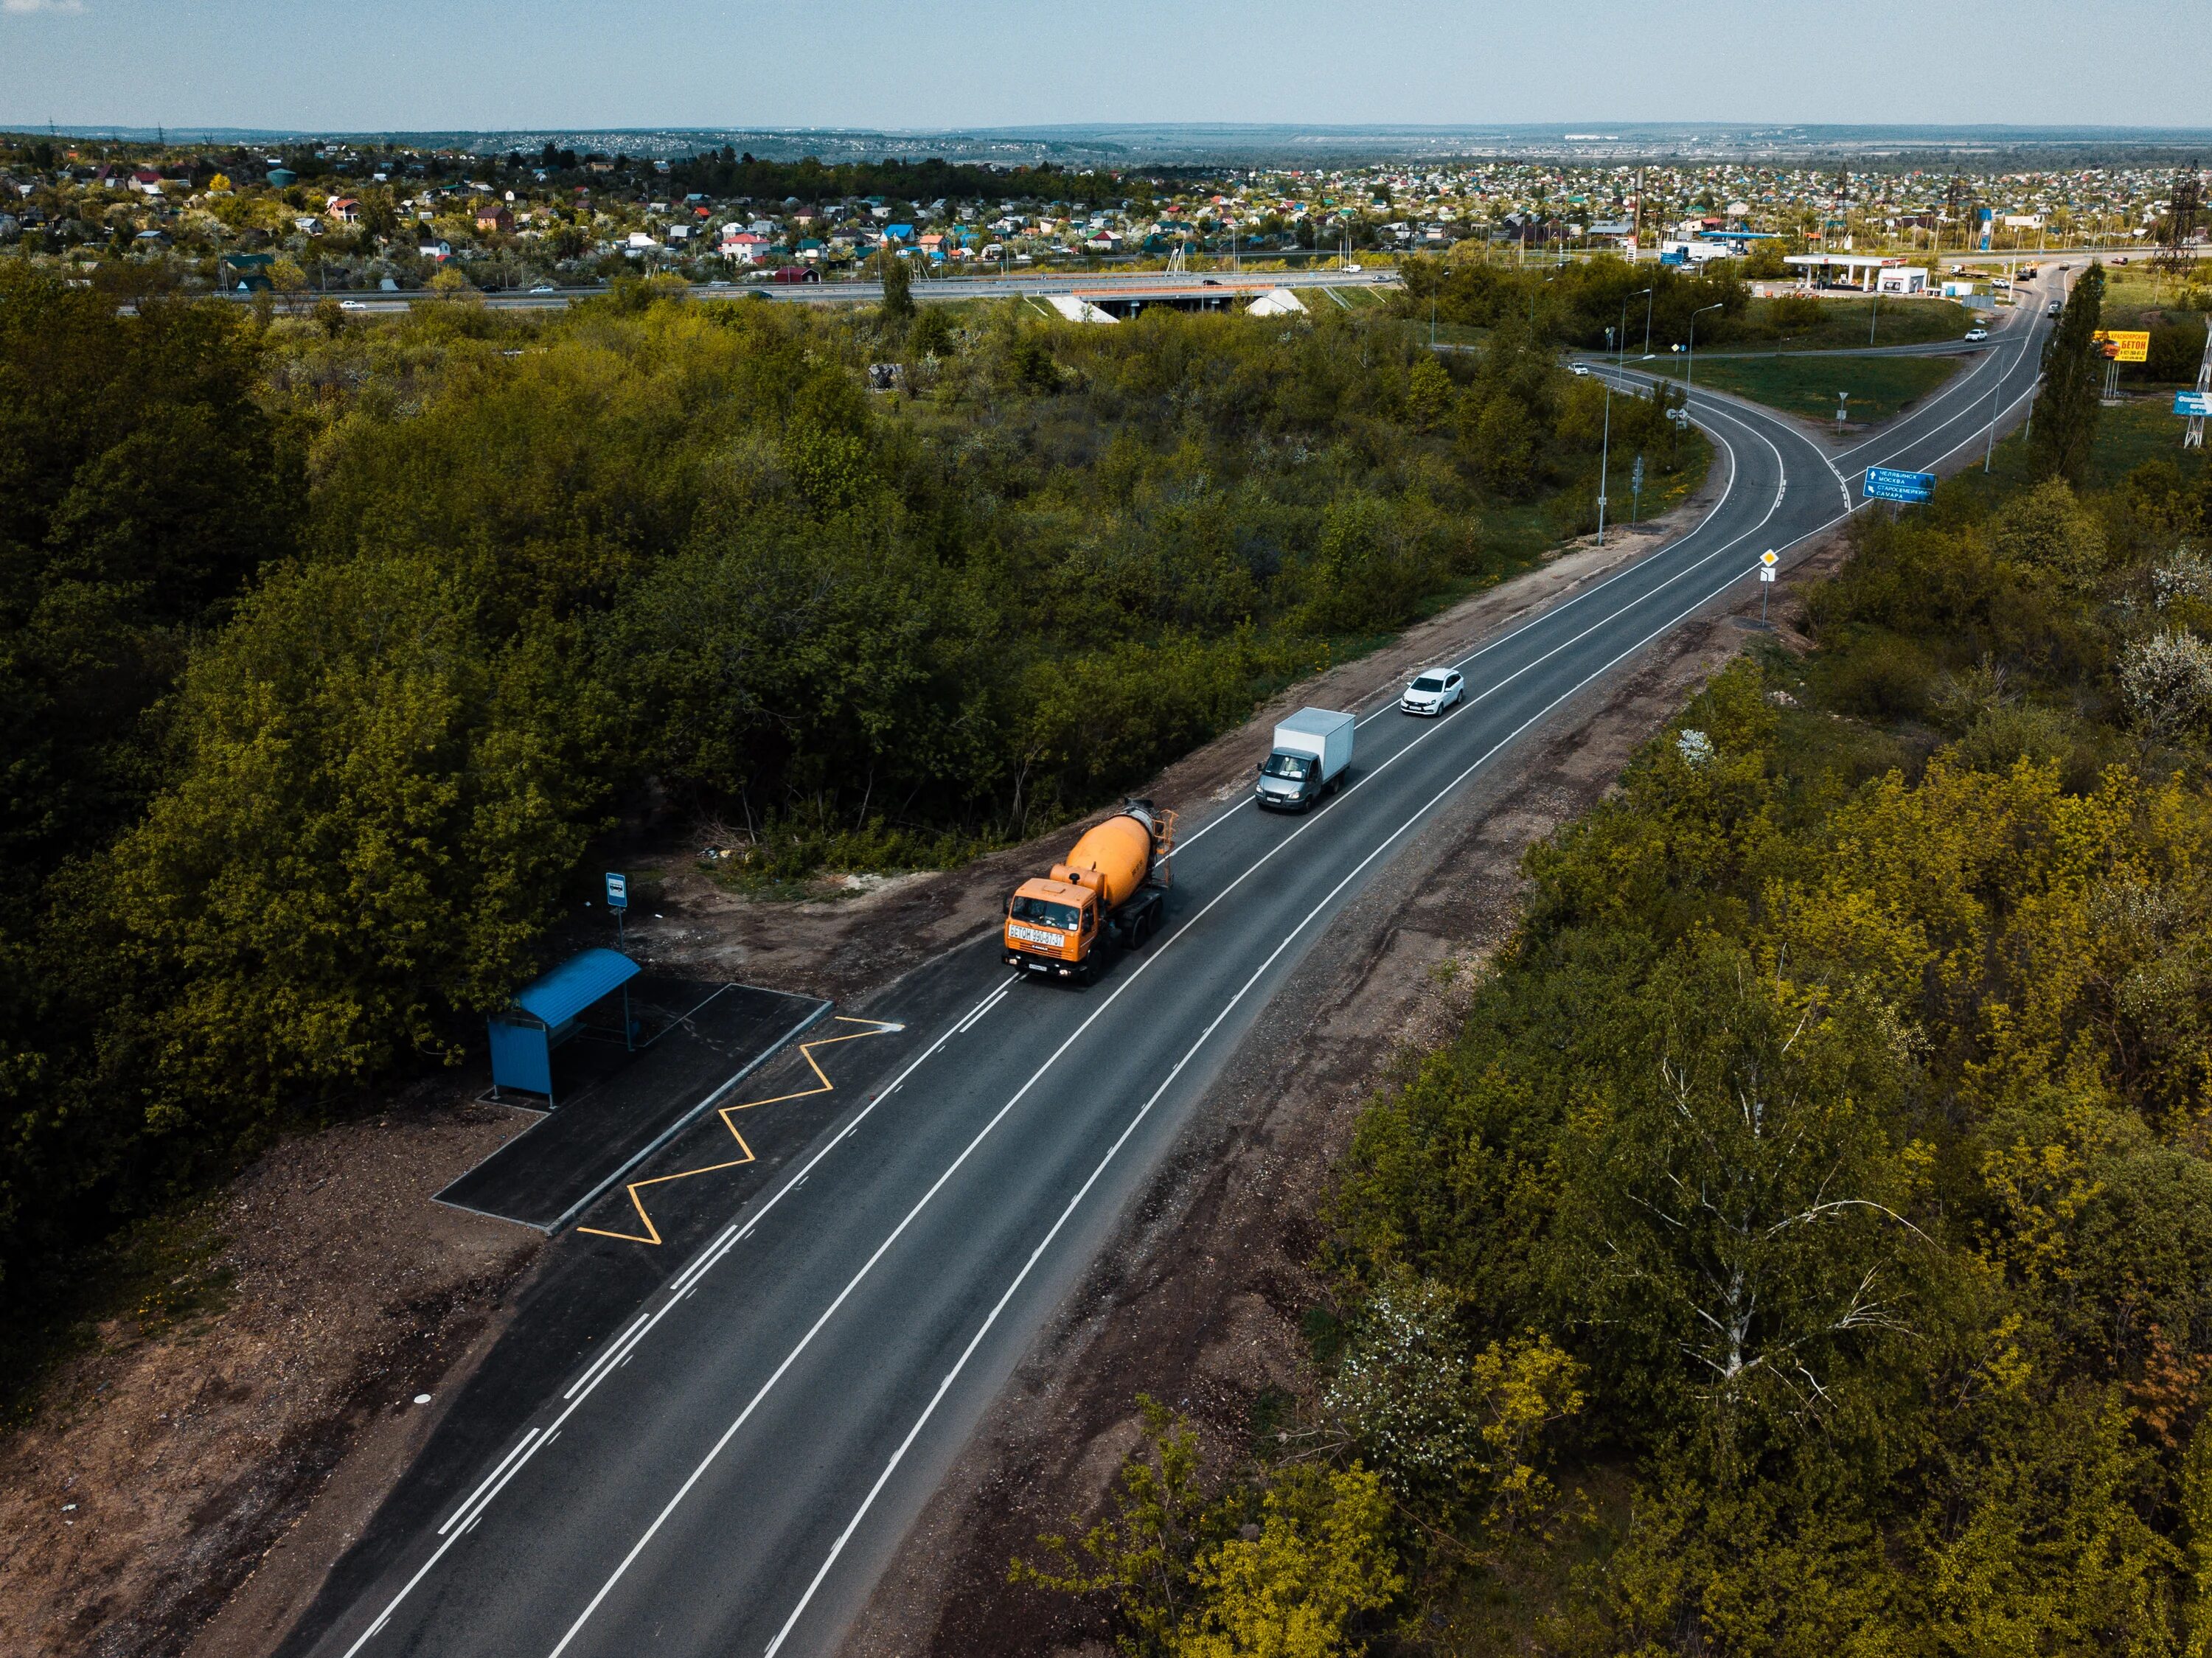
[{"xmin": 1002, "ymin": 798, "xmax": 1176, "ymax": 984}]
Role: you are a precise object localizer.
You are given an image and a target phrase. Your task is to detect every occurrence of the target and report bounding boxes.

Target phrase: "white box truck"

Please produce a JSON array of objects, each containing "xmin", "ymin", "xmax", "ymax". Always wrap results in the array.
[{"xmin": 1254, "ymin": 708, "xmax": 1354, "ymax": 812}]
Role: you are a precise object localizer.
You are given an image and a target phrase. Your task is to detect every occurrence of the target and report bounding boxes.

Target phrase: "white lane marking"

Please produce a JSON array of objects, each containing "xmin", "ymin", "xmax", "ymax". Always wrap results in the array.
[
  {"xmin": 349, "ymin": 345, "xmax": 1805, "ymax": 1658},
  {"xmin": 760, "ymin": 543, "xmax": 1798, "ymax": 1657},
  {"xmin": 545, "ymin": 447, "xmax": 1805, "ymax": 1658},
  {"xmin": 439, "ymin": 1429, "xmax": 541, "ymax": 1537},
  {"xmin": 333, "ymin": 972, "xmax": 1017, "ymax": 1658},
  {"xmin": 1837, "ymin": 300, "xmax": 2047, "ymax": 476},
  {"xmin": 954, "ymin": 983, "xmax": 1013, "ymax": 1035},
  {"xmin": 1176, "ymin": 413, "xmax": 1747, "ymax": 860}
]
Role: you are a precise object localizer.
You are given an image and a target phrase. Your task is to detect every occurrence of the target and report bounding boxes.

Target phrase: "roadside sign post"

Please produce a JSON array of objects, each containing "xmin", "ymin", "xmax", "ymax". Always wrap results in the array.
[
  {"xmin": 1863, "ymin": 466, "xmax": 1938, "ymax": 505},
  {"xmin": 2183, "ymin": 318, "xmax": 2212, "ymax": 449},
  {"xmin": 1759, "ymin": 548, "xmax": 1777, "ymax": 626},
  {"xmin": 605, "ymin": 871, "xmax": 628, "ymax": 949},
  {"xmin": 1836, "ymin": 390, "xmax": 1849, "ymax": 433},
  {"xmin": 1631, "ymin": 453, "xmax": 1644, "ymax": 524}
]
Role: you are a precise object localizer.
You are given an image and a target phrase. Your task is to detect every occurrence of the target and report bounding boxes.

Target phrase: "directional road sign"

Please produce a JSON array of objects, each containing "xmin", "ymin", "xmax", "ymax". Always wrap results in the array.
[
  {"xmin": 1863, "ymin": 465, "xmax": 1937, "ymax": 504},
  {"xmin": 605, "ymin": 871, "xmax": 628, "ymax": 910}
]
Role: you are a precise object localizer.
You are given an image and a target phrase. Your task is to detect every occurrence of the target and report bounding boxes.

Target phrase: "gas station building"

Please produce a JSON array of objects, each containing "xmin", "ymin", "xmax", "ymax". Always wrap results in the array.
[{"xmin": 1784, "ymin": 254, "xmax": 1931, "ymax": 294}]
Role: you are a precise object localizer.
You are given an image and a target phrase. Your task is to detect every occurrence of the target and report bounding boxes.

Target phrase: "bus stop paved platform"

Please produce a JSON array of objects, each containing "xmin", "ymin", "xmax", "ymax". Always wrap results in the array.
[{"xmin": 435, "ymin": 980, "xmax": 829, "ymax": 1232}]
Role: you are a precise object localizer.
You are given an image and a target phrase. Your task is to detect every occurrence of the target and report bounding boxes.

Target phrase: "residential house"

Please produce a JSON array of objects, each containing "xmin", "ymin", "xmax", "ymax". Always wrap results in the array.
[
  {"xmin": 475, "ymin": 201, "xmax": 513, "ymax": 233},
  {"xmin": 720, "ymin": 229, "xmax": 768, "ymax": 263},
  {"xmin": 327, "ymin": 196, "xmax": 361, "ymax": 223}
]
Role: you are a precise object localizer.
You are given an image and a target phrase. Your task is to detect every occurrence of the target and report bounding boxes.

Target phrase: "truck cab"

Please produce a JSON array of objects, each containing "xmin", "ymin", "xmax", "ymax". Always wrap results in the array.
[
  {"xmin": 1255, "ymin": 748, "xmax": 1325, "ymax": 809},
  {"xmin": 1005, "ymin": 880, "xmax": 1099, "ymax": 978}
]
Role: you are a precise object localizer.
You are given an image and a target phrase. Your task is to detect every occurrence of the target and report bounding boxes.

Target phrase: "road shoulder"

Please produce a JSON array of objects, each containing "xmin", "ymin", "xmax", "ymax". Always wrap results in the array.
[{"xmin": 841, "ymin": 534, "xmax": 1850, "ymax": 1658}]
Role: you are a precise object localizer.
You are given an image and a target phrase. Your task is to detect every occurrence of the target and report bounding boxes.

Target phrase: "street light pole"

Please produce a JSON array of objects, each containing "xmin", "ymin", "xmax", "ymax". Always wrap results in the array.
[
  {"xmin": 1622, "ymin": 286, "xmax": 1650, "ymax": 375},
  {"xmin": 1599, "ymin": 324, "xmax": 1615, "ymax": 546},
  {"xmin": 1984, "ymin": 368, "xmax": 2005, "ymax": 472},
  {"xmin": 1686, "ymin": 301, "xmax": 1722, "ymax": 406}
]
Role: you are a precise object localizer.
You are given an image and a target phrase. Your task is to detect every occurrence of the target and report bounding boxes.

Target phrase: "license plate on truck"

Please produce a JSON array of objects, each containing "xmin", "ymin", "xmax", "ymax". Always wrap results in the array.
[{"xmin": 1008, "ymin": 924, "xmax": 1064, "ymax": 948}]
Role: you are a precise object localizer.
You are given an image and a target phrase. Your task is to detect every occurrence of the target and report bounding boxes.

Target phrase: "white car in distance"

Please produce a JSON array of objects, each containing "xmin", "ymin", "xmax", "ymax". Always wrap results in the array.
[{"xmin": 1400, "ymin": 668, "xmax": 1465, "ymax": 715}]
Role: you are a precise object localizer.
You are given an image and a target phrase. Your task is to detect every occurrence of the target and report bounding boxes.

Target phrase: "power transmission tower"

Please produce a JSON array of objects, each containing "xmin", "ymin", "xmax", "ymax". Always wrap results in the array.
[{"xmin": 2168, "ymin": 163, "xmax": 2202, "ymax": 271}]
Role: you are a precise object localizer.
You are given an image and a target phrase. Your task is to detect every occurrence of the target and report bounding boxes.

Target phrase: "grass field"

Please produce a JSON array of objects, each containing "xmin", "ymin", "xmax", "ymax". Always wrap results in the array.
[
  {"xmin": 1732, "ymin": 295, "xmax": 1975, "ymax": 352},
  {"xmin": 1945, "ymin": 396, "xmax": 2208, "ymax": 506},
  {"xmin": 1643, "ymin": 350, "xmax": 1963, "ymax": 423}
]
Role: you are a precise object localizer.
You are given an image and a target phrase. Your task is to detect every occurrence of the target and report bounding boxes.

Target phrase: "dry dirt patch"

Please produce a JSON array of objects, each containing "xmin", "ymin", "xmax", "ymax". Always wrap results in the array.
[
  {"xmin": 0, "ymin": 481, "xmax": 1727, "ymax": 1658},
  {"xmin": 0, "ymin": 1090, "xmax": 538, "ymax": 1658}
]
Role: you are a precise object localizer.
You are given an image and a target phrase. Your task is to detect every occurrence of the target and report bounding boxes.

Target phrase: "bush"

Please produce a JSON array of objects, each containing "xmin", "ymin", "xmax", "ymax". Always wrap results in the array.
[{"xmin": 1825, "ymin": 632, "xmax": 1938, "ymax": 720}]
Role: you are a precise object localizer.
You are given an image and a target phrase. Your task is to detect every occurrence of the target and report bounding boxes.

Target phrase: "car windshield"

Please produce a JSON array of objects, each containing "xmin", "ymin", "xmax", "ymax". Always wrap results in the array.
[
  {"xmin": 1009, "ymin": 896, "xmax": 1080, "ymax": 930},
  {"xmin": 1411, "ymin": 675, "xmax": 1447, "ymax": 692},
  {"xmin": 1262, "ymin": 752, "xmax": 1314, "ymax": 781}
]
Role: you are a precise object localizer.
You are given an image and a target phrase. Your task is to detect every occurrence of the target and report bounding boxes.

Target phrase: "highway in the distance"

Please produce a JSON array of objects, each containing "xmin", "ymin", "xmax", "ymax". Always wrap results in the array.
[
  {"xmin": 280, "ymin": 266, "xmax": 2066, "ymax": 1658},
  {"xmin": 267, "ymin": 265, "xmax": 1402, "ymax": 313}
]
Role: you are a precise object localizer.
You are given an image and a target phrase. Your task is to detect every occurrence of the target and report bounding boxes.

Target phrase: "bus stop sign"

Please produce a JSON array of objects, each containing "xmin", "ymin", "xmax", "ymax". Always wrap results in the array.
[{"xmin": 605, "ymin": 872, "xmax": 628, "ymax": 910}]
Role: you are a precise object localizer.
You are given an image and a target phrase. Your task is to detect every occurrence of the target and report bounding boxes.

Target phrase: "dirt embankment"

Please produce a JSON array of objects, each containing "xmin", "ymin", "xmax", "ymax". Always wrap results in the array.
[
  {"xmin": 0, "ymin": 1092, "xmax": 538, "ymax": 1658},
  {"xmin": 842, "ymin": 545, "xmax": 1844, "ymax": 1658},
  {"xmin": 0, "ymin": 478, "xmax": 1735, "ymax": 1658}
]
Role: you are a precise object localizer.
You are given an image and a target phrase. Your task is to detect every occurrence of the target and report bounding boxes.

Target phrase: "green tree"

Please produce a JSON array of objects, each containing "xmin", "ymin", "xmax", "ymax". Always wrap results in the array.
[
  {"xmin": 879, "ymin": 248, "xmax": 914, "ymax": 324},
  {"xmin": 2028, "ymin": 260, "xmax": 2105, "ymax": 484},
  {"xmin": 1173, "ymin": 1466, "xmax": 1402, "ymax": 1658},
  {"xmin": 1012, "ymin": 1396, "xmax": 1215, "ymax": 1654}
]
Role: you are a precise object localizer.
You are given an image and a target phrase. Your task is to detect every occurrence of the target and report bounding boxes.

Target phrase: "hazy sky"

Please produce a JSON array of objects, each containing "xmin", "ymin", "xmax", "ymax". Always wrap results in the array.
[{"xmin": 0, "ymin": 0, "xmax": 2201, "ymax": 132}]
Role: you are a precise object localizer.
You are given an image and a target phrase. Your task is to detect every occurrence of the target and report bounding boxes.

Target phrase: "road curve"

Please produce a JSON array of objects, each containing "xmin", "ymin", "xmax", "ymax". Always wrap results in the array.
[{"xmin": 277, "ymin": 264, "xmax": 2066, "ymax": 1658}]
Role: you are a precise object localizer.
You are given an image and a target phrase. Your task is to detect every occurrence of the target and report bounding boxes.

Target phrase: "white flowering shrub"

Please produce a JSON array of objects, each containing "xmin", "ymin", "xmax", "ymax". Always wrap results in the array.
[
  {"xmin": 1324, "ymin": 1275, "xmax": 1583, "ymax": 1528},
  {"xmin": 2153, "ymin": 548, "xmax": 2212, "ymax": 610},
  {"xmin": 2121, "ymin": 629, "xmax": 2212, "ymax": 739}
]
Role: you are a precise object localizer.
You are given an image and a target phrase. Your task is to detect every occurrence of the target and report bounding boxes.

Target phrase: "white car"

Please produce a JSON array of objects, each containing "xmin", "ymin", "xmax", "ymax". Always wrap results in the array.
[
  {"xmin": 1964, "ymin": 327, "xmax": 1989, "ymax": 342},
  {"xmin": 338, "ymin": 299, "xmax": 368, "ymax": 310},
  {"xmin": 1569, "ymin": 362, "xmax": 1591, "ymax": 376},
  {"xmin": 1401, "ymin": 668, "xmax": 1465, "ymax": 715}
]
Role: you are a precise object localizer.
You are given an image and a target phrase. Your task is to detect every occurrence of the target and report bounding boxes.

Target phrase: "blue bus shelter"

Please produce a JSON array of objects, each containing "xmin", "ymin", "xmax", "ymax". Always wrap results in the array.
[{"xmin": 487, "ymin": 948, "xmax": 641, "ymax": 1106}]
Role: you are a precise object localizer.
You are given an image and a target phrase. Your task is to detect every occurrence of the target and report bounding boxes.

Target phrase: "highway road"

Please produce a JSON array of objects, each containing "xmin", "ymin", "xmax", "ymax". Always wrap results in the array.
[
  {"xmin": 267, "ymin": 266, "xmax": 1401, "ymax": 314},
  {"xmin": 279, "ymin": 262, "xmax": 2070, "ymax": 1658}
]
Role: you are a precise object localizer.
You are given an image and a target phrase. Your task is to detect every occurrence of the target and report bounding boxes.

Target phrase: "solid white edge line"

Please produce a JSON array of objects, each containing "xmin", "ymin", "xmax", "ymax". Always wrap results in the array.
[
  {"xmin": 760, "ymin": 540, "xmax": 1805, "ymax": 1657},
  {"xmin": 545, "ymin": 442, "xmax": 1804, "ymax": 1658},
  {"xmin": 358, "ymin": 312, "xmax": 1975, "ymax": 1656}
]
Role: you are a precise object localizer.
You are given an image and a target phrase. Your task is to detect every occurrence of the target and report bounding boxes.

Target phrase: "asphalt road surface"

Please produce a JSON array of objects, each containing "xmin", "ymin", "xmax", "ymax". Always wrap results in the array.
[
  {"xmin": 280, "ymin": 264, "xmax": 2069, "ymax": 1658},
  {"xmin": 275, "ymin": 266, "xmax": 1401, "ymax": 314}
]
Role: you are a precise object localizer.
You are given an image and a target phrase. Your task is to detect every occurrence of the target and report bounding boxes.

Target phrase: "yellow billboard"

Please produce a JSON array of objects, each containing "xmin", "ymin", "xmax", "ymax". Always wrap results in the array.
[{"xmin": 2096, "ymin": 330, "xmax": 2151, "ymax": 363}]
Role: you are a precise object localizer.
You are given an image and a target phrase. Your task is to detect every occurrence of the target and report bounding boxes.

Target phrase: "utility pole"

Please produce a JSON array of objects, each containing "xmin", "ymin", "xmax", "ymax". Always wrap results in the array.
[{"xmin": 1597, "ymin": 325, "xmax": 1614, "ymax": 546}]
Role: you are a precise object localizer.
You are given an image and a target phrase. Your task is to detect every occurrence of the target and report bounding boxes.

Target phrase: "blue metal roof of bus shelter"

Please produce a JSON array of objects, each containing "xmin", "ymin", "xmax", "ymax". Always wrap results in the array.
[{"xmin": 509, "ymin": 949, "xmax": 641, "ymax": 1028}]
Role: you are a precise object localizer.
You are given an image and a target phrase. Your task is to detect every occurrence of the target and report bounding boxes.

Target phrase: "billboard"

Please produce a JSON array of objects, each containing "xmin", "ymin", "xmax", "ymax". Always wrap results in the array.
[
  {"xmin": 2177, "ymin": 391, "xmax": 2212, "ymax": 417},
  {"xmin": 2095, "ymin": 330, "xmax": 2152, "ymax": 363},
  {"xmin": 1864, "ymin": 466, "xmax": 1938, "ymax": 504}
]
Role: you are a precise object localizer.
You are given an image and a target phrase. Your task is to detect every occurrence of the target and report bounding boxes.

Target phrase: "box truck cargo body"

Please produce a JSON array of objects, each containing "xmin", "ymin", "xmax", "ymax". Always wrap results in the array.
[{"xmin": 1255, "ymin": 708, "xmax": 1354, "ymax": 811}]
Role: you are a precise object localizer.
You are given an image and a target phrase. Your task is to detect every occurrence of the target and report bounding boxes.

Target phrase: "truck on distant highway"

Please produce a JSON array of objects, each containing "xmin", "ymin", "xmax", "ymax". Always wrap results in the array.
[
  {"xmin": 1003, "ymin": 800, "xmax": 1176, "ymax": 983},
  {"xmin": 1254, "ymin": 708, "xmax": 1354, "ymax": 812}
]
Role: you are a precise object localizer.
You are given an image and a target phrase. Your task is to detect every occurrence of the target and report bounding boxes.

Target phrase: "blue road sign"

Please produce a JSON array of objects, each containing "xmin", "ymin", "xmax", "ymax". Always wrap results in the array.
[
  {"xmin": 605, "ymin": 871, "xmax": 628, "ymax": 910},
  {"xmin": 1864, "ymin": 465, "xmax": 1937, "ymax": 504},
  {"xmin": 2177, "ymin": 391, "xmax": 2212, "ymax": 417}
]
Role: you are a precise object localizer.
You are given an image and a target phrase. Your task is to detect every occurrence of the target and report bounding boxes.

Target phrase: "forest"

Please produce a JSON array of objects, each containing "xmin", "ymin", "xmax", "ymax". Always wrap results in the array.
[
  {"xmin": 0, "ymin": 268, "xmax": 1691, "ymax": 1358},
  {"xmin": 1018, "ymin": 336, "xmax": 2212, "ymax": 1652}
]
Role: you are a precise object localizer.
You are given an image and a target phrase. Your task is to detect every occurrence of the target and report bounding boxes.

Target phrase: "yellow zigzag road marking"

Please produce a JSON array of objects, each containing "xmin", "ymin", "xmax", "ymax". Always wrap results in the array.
[{"xmin": 576, "ymin": 1017, "xmax": 905, "ymax": 1246}]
